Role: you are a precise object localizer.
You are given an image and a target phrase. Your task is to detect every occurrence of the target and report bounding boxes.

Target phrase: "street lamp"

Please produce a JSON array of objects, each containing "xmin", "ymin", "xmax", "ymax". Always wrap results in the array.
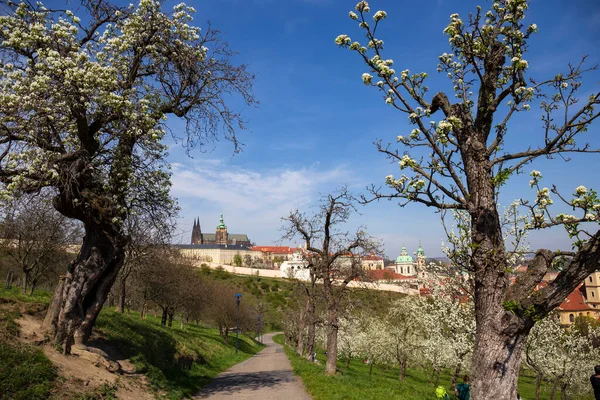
[{"xmin": 235, "ymin": 293, "xmax": 242, "ymax": 355}]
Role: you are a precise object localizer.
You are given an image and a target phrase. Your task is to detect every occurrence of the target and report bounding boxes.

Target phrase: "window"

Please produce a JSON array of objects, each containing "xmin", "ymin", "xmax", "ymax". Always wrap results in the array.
[
  {"xmin": 569, "ymin": 314, "xmax": 574, "ymax": 322},
  {"xmin": 591, "ymin": 277, "xmax": 593, "ymax": 282},
  {"xmin": 593, "ymin": 292, "xmax": 596, "ymax": 298}
]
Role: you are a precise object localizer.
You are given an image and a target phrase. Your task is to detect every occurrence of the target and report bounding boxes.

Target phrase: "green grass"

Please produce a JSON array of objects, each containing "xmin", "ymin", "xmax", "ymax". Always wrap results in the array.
[
  {"xmin": 0, "ymin": 288, "xmax": 56, "ymax": 400},
  {"xmin": 95, "ymin": 308, "xmax": 265, "ymax": 399},
  {"xmin": 273, "ymin": 335, "xmax": 594, "ymax": 400},
  {"xmin": 0, "ymin": 286, "xmax": 52, "ymax": 305}
]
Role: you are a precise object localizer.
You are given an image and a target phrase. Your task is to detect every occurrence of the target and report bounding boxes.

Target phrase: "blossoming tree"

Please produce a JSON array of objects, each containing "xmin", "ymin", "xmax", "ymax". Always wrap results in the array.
[
  {"xmin": 335, "ymin": 1, "xmax": 600, "ymax": 398},
  {"xmin": 525, "ymin": 316, "xmax": 600, "ymax": 399},
  {"xmin": 0, "ymin": 0, "xmax": 255, "ymax": 352}
]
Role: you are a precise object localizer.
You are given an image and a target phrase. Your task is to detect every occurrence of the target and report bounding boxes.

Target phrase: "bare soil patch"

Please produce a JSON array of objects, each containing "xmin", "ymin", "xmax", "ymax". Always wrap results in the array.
[{"xmin": 16, "ymin": 312, "xmax": 155, "ymax": 400}]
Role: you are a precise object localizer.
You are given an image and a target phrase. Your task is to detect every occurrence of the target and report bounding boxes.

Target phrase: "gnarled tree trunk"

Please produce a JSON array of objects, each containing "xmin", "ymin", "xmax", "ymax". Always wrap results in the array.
[{"xmin": 42, "ymin": 222, "xmax": 126, "ymax": 354}]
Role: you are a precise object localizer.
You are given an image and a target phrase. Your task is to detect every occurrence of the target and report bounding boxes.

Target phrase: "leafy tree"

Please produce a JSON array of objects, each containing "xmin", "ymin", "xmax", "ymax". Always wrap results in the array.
[
  {"xmin": 336, "ymin": 1, "xmax": 600, "ymax": 397},
  {"xmin": 0, "ymin": 0, "xmax": 255, "ymax": 352},
  {"xmin": 233, "ymin": 253, "xmax": 242, "ymax": 267}
]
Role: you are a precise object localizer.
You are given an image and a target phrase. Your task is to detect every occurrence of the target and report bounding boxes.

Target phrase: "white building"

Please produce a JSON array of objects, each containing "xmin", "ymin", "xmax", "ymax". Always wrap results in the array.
[
  {"xmin": 394, "ymin": 245, "xmax": 426, "ymax": 276},
  {"xmin": 280, "ymin": 252, "xmax": 311, "ymax": 281}
]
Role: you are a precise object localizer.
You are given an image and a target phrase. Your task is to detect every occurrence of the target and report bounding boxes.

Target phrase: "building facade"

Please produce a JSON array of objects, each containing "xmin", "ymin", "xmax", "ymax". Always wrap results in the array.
[
  {"xmin": 191, "ymin": 214, "xmax": 251, "ymax": 246},
  {"xmin": 176, "ymin": 244, "xmax": 262, "ymax": 265},
  {"xmin": 556, "ymin": 284, "xmax": 600, "ymax": 325},
  {"xmin": 393, "ymin": 245, "xmax": 426, "ymax": 276}
]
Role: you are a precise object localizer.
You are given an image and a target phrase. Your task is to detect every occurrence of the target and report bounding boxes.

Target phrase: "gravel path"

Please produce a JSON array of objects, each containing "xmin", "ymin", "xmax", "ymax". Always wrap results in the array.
[{"xmin": 194, "ymin": 332, "xmax": 312, "ymax": 400}]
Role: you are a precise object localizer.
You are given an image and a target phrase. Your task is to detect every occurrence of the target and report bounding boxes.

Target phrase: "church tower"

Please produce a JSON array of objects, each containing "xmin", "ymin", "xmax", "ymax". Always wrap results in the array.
[
  {"xmin": 416, "ymin": 243, "xmax": 426, "ymax": 278},
  {"xmin": 215, "ymin": 214, "xmax": 228, "ymax": 245},
  {"xmin": 191, "ymin": 218, "xmax": 203, "ymax": 244},
  {"xmin": 416, "ymin": 243, "xmax": 426, "ymax": 269}
]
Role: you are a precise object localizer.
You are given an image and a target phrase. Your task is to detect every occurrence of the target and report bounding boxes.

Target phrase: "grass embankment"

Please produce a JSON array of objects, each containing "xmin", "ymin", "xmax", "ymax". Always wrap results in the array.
[
  {"xmin": 273, "ymin": 334, "xmax": 594, "ymax": 400},
  {"xmin": 0, "ymin": 287, "xmax": 264, "ymax": 399},
  {"xmin": 96, "ymin": 309, "xmax": 264, "ymax": 398},
  {"xmin": 0, "ymin": 287, "xmax": 55, "ymax": 400}
]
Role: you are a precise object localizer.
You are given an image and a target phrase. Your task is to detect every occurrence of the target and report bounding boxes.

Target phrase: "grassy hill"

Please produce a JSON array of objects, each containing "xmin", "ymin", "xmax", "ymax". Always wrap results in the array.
[{"xmin": 0, "ymin": 287, "xmax": 264, "ymax": 399}]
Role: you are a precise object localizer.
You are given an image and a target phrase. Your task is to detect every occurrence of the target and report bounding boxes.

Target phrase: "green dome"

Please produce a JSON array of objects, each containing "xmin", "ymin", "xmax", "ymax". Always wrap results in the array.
[
  {"xmin": 395, "ymin": 246, "xmax": 413, "ymax": 264},
  {"xmin": 216, "ymin": 214, "xmax": 227, "ymax": 229},
  {"xmin": 416, "ymin": 244, "xmax": 425, "ymax": 256}
]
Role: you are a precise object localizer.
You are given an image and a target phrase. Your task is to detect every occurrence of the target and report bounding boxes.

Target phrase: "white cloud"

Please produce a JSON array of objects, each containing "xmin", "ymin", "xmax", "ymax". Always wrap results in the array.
[{"xmin": 170, "ymin": 160, "xmax": 349, "ymax": 245}]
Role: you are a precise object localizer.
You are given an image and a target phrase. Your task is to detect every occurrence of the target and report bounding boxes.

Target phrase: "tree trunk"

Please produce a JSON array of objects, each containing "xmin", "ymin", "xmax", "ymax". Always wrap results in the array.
[
  {"xmin": 42, "ymin": 223, "xmax": 126, "ymax": 354},
  {"xmin": 161, "ymin": 307, "xmax": 168, "ymax": 326},
  {"xmin": 434, "ymin": 366, "xmax": 441, "ymax": 387},
  {"xmin": 467, "ymin": 160, "xmax": 531, "ymax": 400},
  {"xmin": 451, "ymin": 362, "xmax": 462, "ymax": 390},
  {"xmin": 304, "ymin": 300, "xmax": 316, "ymax": 362},
  {"xmin": 21, "ymin": 274, "xmax": 28, "ymax": 294},
  {"xmin": 167, "ymin": 309, "xmax": 174, "ymax": 327},
  {"xmin": 324, "ymin": 296, "xmax": 339, "ymax": 376},
  {"xmin": 296, "ymin": 305, "xmax": 305, "ymax": 357},
  {"xmin": 550, "ymin": 376, "xmax": 560, "ymax": 400},
  {"xmin": 345, "ymin": 356, "xmax": 351, "ymax": 369},
  {"xmin": 118, "ymin": 277, "xmax": 126, "ymax": 314},
  {"xmin": 535, "ymin": 373, "xmax": 543, "ymax": 400},
  {"xmin": 560, "ymin": 383, "xmax": 568, "ymax": 400},
  {"xmin": 140, "ymin": 300, "xmax": 147, "ymax": 319},
  {"xmin": 369, "ymin": 362, "xmax": 374, "ymax": 376},
  {"xmin": 471, "ymin": 307, "xmax": 528, "ymax": 400}
]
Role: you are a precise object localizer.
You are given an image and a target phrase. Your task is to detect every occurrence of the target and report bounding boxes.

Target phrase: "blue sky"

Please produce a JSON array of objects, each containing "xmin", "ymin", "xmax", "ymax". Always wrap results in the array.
[{"xmin": 164, "ymin": 0, "xmax": 600, "ymax": 258}]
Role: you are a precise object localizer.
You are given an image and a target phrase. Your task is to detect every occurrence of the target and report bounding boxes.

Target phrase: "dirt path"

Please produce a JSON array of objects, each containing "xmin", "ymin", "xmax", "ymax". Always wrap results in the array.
[{"xmin": 194, "ymin": 332, "xmax": 311, "ymax": 400}]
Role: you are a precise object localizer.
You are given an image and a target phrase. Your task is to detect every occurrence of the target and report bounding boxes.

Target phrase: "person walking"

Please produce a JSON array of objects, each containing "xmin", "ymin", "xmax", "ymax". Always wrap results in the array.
[
  {"xmin": 455, "ymin": 375, "xmax": 470, "ymax": 400},
  {"xmin": 591, "ymin": 365, "xmax": 600, "ymax": 400}
]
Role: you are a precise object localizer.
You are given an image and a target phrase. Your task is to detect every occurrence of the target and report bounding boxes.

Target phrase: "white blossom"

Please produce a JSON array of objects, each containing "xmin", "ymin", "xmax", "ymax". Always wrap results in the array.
[
  {"xmin": 373, "ymin": 11, "xmax": 387, "ymax": 21},
  {"xmin": 361, "ymin": 73, "xmax": 372, "ymax": 85},
  {"xmin": 575, "ymin": 185, "xmax": 587, "ymax": 196}
]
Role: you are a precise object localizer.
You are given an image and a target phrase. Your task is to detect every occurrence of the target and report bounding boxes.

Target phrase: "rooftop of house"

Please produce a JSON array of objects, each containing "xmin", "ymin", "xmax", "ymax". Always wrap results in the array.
[
  {"xmin": 366, "ymin": 269, "xmax": 413, "ymax": 281},
  {"xmin": 251, "ymin": 246, "xmax": 300, "ymax": 254},
  {"xmin": 557, "ymin": 285, "xmax": 594, "ymax": 312}
]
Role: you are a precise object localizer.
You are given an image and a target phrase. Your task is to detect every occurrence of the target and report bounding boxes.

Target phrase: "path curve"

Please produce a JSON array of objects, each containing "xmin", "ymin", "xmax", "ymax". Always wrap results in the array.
[{"xmin": 194, "ymin": 332, "xmax": 311, "ymax": 400}]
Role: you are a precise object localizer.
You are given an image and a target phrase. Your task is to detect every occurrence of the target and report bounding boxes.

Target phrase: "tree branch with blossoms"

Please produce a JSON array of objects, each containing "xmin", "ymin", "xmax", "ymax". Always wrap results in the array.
[{"xmin": 336, "ymin": 1, "xmax": 600, "ymax": 398}]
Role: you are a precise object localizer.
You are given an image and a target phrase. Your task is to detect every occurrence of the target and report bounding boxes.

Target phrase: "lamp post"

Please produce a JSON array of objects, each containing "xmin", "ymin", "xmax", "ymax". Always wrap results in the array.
[{"xmin": 235, "ymin": 293, "xmax": 242, "ymax": 355}]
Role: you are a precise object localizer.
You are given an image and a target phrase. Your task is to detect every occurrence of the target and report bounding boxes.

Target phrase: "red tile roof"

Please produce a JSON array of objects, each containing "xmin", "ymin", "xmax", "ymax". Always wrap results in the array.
[
  {"xmin": 251, "ymin": 246, "xmax": 299, "ymax": 254},
  {"xmin": 366, "ymin": 269, "xmax": 412, "ymax": 281},
  {"xmin": 557, "ymin": 285, "xmax": 594, "ymax": 312}
]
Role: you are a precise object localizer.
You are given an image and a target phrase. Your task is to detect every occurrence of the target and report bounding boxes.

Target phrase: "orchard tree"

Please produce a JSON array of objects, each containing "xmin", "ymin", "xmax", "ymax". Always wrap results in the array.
[
  {"xmin": 282, "ymin": 187, "xmax": 382, "ymax": 375},
  {"xmin": 0, "ymin": 194, "xmax": 81, "ymax": 294},
  {"xmin": 0, "ymin": 0, "xmax": 255, "ymax": 352},
  {"xmin": 421, "ymin": 295, "xmax": 475, "ymax": 389},
  {"xmin": 354, "ymin": 315, "xmax": 389, "ymax": 375},
  {"xmin": 116, "ymin": 208, "xmax": 174, "ymax": 313},
  {"xmin": 336, "ymin": 1, "xmax": 600, "ymax": 398},
  {"xmin": 525, "ymin": 316, "xmax": 600, "ymax": 399}
]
